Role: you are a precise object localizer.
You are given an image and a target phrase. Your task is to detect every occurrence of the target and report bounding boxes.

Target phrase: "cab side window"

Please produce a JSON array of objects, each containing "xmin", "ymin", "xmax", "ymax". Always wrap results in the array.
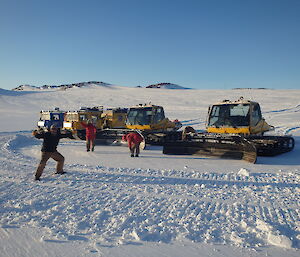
[
  {"xmin": 252, "ymin": 104, "xmax": 262, "ymax": 125},
  {"xmin": 91, "ymin": 115, "xmax": 98, "ymax": 123},
  {"xmin": 79, "ymin": 114, "xmax": 86, "ymax": 121},
  {"xmin": 153, "ymin": 108, "xmax": 165, "ymax": 123}
]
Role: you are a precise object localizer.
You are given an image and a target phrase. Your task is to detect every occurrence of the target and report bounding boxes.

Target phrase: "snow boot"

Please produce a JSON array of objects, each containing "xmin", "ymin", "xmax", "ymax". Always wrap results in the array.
[{"xmin": 55, "ymin": 171, "xmax": 67, "ymax": 175}]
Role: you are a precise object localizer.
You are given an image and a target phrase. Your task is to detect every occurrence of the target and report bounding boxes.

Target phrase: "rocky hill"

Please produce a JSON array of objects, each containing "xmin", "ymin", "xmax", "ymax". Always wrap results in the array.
[
  {"xmin": 12, "ymin": 81, "xmax": 190, "ymax": 91},
  {"xmin": 146, "ymin": 82, "xmax": 190, "ymax": 89},
  {"xmin": 12, "ymin": 81, "xmax": 111, "ymax": 91}
]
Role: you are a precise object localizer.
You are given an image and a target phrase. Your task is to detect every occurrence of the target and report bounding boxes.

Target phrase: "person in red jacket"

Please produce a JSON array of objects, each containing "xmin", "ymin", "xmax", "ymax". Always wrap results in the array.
[
  {"xmin": 81, "ymin": 120, "xmax": 97, "ymax": 152},
  {"xmin": 122, "ymin": 131, "xmax": 144, "ymax": 157}
]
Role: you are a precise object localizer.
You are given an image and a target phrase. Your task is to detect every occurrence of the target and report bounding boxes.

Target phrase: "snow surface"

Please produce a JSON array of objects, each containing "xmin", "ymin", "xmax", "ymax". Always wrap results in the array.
[{"xmin": 0, "ymin": 86, "xmax": 299, "ymax": 257}]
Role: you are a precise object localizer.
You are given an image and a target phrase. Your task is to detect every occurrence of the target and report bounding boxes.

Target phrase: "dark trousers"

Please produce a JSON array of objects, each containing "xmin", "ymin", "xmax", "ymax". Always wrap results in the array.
[
  {"xmin": 129, "ymin": 142, "xmax": 140, "ymax": 155},
  {"xmin": 35, "ymin": 151, "xmax": 64, "ymax": 179},
  {"xmin": 86, "ymin": 138, "xmax": 95, "ymax": 151}
]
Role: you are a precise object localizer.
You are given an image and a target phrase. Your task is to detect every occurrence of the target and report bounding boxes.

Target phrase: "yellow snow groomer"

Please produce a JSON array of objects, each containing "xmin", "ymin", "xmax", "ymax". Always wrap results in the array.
[
  {"xmin": 163, "ymin": 97, "xmax": 294, "ymax": 163},
  {"xmin": 101, "ymin": 107, "xmax": 128, "ymax": 129},
  {"xmin": 206, "ymin": 97, "xmax": 273, "ymax": 135},
  {"xmin": 125, "ymin": 104, "xmax": 182, "ymax": 144},
  {"xmin": 126, "ymin": 104, "xmax": 181, "ymax": 131},
  {"xmin": 63, "ymin": 106, "xmax": 104, "ymax": 139}
]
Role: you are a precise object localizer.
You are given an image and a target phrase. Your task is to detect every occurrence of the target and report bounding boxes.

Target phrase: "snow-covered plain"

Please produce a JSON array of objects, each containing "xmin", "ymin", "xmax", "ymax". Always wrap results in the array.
[{"xmin": 0, "ymin": 84, "xmax": 299, "ymax": 257}]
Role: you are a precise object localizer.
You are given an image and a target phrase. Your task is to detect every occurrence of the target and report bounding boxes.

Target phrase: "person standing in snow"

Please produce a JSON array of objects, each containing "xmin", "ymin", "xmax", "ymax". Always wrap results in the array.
[
  {"xmin": 122, "ymin": 131, "xmax": 144, "ymax": 157},
  {"xmin": 81, "ymin": 119, "xmax": 97, "ymax": 152},
  {"xmin": 33, "ymin": 125, "xmax": 72, "ymax": 181}
]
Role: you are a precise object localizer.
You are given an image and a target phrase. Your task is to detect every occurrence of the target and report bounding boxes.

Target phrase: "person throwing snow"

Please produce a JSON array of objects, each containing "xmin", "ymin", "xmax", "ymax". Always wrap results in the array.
[
  {"xmin": 33, "ymin": 125, "xmax": 72, "ymax": 181},
  {"xmin": 122, "ymin": 131, "xmax": 144, "ymax": 157}
]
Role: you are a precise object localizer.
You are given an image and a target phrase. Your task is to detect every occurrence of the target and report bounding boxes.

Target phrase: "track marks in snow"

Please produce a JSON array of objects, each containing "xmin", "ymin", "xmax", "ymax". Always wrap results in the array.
[
  {"xmin": 0, "ymin": 132, "xmax": 300, "ymax": 249},
  {"xmin": 1, "ymin": 169, "xmax": 299, "ymax": 248},
  {"xmin": 285, "ymin": 126, "xmax": 300, "ymax": 134},
  {"xmin": 265, "ymin": 104, "xmax": 300, "ymax": 114},
  {"xmin": 179, "ymin": 117, "xmax": 205, "ymax": 128}
]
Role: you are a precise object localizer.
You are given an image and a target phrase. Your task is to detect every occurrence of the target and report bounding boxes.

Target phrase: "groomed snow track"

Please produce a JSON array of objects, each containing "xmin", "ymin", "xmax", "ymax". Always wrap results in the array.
[{"xmin": 0, "ymin": 132, "xmax": 299, "ymax": 250}]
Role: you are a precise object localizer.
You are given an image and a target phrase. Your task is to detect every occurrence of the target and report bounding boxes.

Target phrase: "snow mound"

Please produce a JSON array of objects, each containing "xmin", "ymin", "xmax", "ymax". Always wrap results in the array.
[
  {"xmin": 267, "ymin": 233, "xmax": 292, "ymax": 248},
  {"xmin": 237, "ymin": 168, "xmax": 250, "ymax": 176},
  {"xmin": 0, "ymin": 88, "xmax": 40, "ymax": 96},
  {"xmin": 256, "ymin": 219, "xmax": 273, "ymax": 232}
]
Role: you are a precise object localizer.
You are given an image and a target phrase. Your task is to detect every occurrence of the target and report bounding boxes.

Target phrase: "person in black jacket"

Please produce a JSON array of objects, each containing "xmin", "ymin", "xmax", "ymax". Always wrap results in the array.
[{"xmin": 33, "ymin": 125, "xmax": 71, "ymax": 181}]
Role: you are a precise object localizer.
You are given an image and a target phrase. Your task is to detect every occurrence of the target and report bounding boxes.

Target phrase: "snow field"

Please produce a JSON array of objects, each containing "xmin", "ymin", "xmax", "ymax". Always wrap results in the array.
[
  {"xmin": 0, "ymin": 133, "xmax": 299, "ymax": 252},
  {"xmin": 1, "ymin": 87, "xmax": 300, "ymax": 256}
]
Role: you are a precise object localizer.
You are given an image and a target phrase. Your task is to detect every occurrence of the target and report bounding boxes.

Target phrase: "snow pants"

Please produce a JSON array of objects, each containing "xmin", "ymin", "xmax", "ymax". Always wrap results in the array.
[
  {"xmin": 86, "ymin": 137, "xmax": 95, "ymax": 151},
  {"xmin": 35, "ymin": 151, "xmax": 65, "ymax": 179},
  {"xmin": 129, "ymin": 142, "xmax": 141, "ymax": 156}
]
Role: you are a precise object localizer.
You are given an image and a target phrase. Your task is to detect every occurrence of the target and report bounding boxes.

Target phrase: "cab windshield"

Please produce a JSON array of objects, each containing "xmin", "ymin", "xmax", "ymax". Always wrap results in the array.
[
  {"xmin": 126, "ymin": 107, "xmax": 153, "ymax": 125},
  {"xmin": 40, "ymin": 112, "xmax": 50, "ymax": 121},
  {"xmin": 50, "ymin": 113, "xmax": 62, "ymax": 121},
  {"xmin": 208, "ymin": 104, "xmax": 250, "ymax": 127}
]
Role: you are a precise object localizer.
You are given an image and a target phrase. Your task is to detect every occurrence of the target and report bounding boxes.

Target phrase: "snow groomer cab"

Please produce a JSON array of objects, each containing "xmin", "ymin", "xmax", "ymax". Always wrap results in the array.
[{"xmin": 37, "ymin": 108, "xmax": 65, "ymax": 130}]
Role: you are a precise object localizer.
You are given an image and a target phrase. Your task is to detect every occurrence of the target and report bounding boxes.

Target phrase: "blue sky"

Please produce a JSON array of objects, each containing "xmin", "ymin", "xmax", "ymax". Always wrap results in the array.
[{"xmin": 0, "ymin": 0, "xmax": 299, "ymax": 89}]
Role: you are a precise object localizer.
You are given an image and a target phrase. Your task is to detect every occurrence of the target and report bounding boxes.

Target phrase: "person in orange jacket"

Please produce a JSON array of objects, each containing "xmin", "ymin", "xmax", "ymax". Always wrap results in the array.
[
  {"xmin": 81, "ymin": 120, "xmax": 97, "ymax": 152},
  {"xmin": 122, "ymin": 131, "xmax": 144, "ymax": 157}
]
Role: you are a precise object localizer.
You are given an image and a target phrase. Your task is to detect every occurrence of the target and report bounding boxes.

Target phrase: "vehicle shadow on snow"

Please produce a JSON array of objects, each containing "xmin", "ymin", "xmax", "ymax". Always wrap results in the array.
[
  {"xmin": 257, "ymin": 155, "xmax": 300, "ymax": 166},
  {"xmin": 145, "ymin": 137, "xmax": 300, "ymax": 165},
  {"xmin": 43, "ymin": 239, "xmax": 69, "ymax": 243},
  {"xmin": 256, "ymin": 136, "xmax": 300, "ymax": 166},
  {"xmin": 67, "ymin": 235, "xmax": 89, "ymax": 241},
  {"xmin": 141, "ymin": 155, "xmax": 208, "ymax": 160}
]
